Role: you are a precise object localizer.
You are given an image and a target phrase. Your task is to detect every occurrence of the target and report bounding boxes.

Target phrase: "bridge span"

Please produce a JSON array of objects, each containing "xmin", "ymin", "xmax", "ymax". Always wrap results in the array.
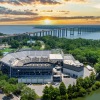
[{"xmin": 0, "ymin": 27, "xmax": 100, "ymax": 43}]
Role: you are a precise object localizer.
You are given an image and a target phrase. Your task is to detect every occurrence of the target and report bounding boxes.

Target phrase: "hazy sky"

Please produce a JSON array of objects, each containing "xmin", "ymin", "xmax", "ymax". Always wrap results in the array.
[{"xmin": 0, "ymin": 0, "xmax": 100, "ymax": 25}]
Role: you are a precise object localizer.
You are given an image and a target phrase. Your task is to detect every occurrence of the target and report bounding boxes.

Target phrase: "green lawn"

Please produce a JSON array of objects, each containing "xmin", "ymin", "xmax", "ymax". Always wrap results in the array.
[{"xmin": 1, "ymin": 48, "xmax": 16, "ymax": 53}]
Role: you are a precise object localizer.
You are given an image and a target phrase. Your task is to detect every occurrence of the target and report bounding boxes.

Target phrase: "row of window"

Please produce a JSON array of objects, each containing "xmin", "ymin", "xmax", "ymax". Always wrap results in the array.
[{"xmin": 12, "ymin": 71, "xmax": 52, "ymax": 76}]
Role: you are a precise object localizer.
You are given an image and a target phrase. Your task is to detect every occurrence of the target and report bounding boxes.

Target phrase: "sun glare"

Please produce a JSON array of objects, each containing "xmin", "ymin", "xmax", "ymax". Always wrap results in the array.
[{"xmin": 44, "ymin": 19, "xmax": 51, "ymax": 25}]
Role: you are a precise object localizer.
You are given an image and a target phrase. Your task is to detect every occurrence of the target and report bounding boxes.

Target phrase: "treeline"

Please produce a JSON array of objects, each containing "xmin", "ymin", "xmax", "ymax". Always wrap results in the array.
[
  {"xmin": 42, "ymin": 72, "xmax": 100, "ymax": 100},
  {"xmin": 0, "ymin": 33, "xmax": 6, "ymax": 36},
  {"xmin": 0, "ymin": 71, "xmax": 38, "ymax": 100},
  {"xmin": 8, "ymin": 39, "xmax": 41, "ymax": 50}
]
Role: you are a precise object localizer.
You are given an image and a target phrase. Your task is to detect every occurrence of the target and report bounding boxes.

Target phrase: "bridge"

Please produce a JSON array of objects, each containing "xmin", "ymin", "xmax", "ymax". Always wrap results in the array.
[{"xmin": 0, "ymin": 26, "xmax": 100, "ymax": 43}]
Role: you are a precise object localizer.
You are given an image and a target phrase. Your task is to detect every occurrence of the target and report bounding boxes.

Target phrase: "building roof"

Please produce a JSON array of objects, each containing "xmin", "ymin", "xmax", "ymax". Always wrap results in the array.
[
  {"xmin": 0, "ymin": 50, "xmax": 51, "ymax": 66},
  {"xmin": 63, "ymin": 60, "xmax": 83, "ymax": 67},
  {"xmin": 0, "ymin": 49, "xmax": 84, "ymax": 69},
  {"xmin": 49, "ymin": 54, "xmax": 63, "ymax": 60},
  {"xmin": 27, "ymin": 39, "xmax": 35, "ymax": 44},
  {"xmin": 86, "ymin": 65, "xmax": 93, "ymax": 70},
  {"xmin": 64, "ymin": 54, "xmax": 75, "ymax": 61}
]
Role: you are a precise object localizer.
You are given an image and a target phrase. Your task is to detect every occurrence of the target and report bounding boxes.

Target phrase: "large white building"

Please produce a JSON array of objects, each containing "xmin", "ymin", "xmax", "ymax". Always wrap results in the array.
[{"xmin": 0, "ymin": 49, "xmax": 84, "ymax": 83}]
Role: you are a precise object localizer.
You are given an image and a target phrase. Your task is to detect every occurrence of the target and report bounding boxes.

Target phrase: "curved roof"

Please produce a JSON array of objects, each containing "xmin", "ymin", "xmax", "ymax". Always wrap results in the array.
[{"xmin": 0, "ymin": 50, "xmax": 51, "ymax": 66}]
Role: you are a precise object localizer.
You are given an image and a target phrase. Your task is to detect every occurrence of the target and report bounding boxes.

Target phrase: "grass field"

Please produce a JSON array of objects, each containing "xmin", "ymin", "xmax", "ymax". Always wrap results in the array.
[{"xmin": 1, "ymin": 48, "xmax": 16, "ymax": 53}]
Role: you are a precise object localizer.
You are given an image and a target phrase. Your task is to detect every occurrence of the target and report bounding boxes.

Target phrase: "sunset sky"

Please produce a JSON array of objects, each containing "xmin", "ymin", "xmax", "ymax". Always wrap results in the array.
[{"xmin": 0, "ymin": 0, "xmax": 100, "ymax": 25}]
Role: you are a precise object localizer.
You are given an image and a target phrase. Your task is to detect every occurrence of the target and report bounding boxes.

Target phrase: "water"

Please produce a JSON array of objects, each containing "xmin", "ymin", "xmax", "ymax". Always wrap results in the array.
[
  {"xmin": 0, "ymin": 25, "xmax": 100, "ymax": 40},
  {"xmin": 0, "ymin": 25, "xmax": 48, "ymax": 34},
  {"xmin": 74, "ymin": 89, "xmax": 100, "ymax": 100}
]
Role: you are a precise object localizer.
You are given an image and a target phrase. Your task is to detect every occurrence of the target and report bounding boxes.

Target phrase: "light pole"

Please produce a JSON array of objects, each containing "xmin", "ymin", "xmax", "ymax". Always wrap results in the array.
[
  {"xmin": 9, "ymin": 60, "xmax": 12, "ymax": 78},
  {"xmin": 18, "ymin": 70, "xmax": 20, "ymax": 77}
]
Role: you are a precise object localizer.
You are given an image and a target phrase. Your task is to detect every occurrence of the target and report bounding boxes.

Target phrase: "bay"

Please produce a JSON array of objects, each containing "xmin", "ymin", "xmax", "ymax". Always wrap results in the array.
[{"xmin": 0, "ymin": 25, "xmax": 100, "ymax": 40}]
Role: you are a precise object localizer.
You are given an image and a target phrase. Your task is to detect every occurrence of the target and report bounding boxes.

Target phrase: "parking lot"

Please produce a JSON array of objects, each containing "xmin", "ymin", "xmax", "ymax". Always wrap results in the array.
[
  {"xmin": 28, "ymin": 67, "xmax": 93, "ymax": 96},
  {"xmin": 0, "ymin": 94, "xmax": 20, "ymax": 100},
  {"xmin": 28, "ymin": 77, "xmax": 76, "ymax": 96}
]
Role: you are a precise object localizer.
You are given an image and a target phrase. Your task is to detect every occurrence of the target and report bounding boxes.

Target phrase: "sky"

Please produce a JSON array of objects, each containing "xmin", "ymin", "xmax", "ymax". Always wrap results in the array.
[{"xmin": 0, "ymin": 0, "xmax": 100, "ymax": 25}]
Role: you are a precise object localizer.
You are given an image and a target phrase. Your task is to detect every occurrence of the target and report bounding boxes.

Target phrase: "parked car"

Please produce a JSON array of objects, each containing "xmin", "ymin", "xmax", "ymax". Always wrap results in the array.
[{"xmin": 63, "ymin": 75, "xmax": 70, "ymax": 78}]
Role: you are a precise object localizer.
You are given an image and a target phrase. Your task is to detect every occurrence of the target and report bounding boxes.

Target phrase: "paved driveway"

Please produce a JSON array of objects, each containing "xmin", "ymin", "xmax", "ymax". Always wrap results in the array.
[
  {"xmin": 28, "ymin": 85, "xmax": 46, "ymax": 97},
  {"xmin": 28, "ymin": 67, "xmax": 94, "ymax": 96},
  {"xmin": 62, "ymin": 77, "xmax": 76, "ymax": 88},
  {"xmin": 83, "ymin": 67, "xmax": 93, "ymax": 78}
]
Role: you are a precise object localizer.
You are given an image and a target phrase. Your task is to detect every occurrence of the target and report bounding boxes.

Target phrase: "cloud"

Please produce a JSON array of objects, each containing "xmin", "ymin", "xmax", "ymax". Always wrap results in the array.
[
  {"xmin": 64, "ymin": 0, "xmax": 86, "ymax": 2},
  {"xmin": 0, "ymin": 0, "xmax": 61, "ymax": 5},
  {"xmin": 64, "ymin": 0, "xmax": 87, "ymax": 3},
  {"xmin": 41, "ymin": 10, "xmax": 53, "ymax": 12},
  {"xmin": 35, "ymin": 16, "xmax": 100, "ymax": 20},
  {"xmin": 0, "ymin": 16, "xmax": 100, "ymax": 22},
  {"xmin": 0, "ymin": 6, "xmax": 38, "ymax": 15},
  {"xmin": 93, "ymin": 4, "xmax": 100, "ymax": 9}
]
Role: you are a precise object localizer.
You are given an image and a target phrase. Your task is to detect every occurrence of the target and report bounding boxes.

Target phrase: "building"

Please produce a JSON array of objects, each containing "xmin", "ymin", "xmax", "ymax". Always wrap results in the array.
[
  {"xmin": 27, "ymin": 39, "xmax": 35, "ymax": 44},
  {"xmin": 63, "ymin": 54, "xmax": 84, "ymax": 78},
  {"xmin": 0, "ymin": 49, "xmax": 84, "ymax": 83}
]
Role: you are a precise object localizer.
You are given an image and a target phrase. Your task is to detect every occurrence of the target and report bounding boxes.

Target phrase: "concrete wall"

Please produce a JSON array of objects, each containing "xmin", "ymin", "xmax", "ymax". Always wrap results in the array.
[{"xmin": 63, "ymin": 68, "xmax": 84, "ymax": 78}]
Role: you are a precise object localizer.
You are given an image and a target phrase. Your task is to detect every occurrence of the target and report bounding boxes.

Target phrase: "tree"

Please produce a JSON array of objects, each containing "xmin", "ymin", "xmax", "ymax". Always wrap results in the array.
[
  {"xmin": 0, "ymin": 71, "xmax": 3, "ymax": 75},
  {"xmin": 51, "ymin": 88, "xmax": 60, "ymax": 100},
  {"xmin": 83, "ymin": 77, "xmax": 91, "ymax": 89},
  {"xmin": 42, "ymin": 94, "xmax": 51, "ymax": 100},
  {"xmin": 21, "ymin": 87, "xmax": 37, "ymax": 100},
  {"xmin": 3, "ymin": 83, "xmax": 14, "ymax": 96},
  {"xmin": 92, "ymin": 84, "xmax": 97, "ymax": 91},
  {"xmin": 61, "ymin": 94, "xmax": 68, "ymax": 100},
  {"xmin": 0, "ymin": 51, "xmax": 3, "ymax": 56},
  {"xmin": 85, "ymin": 51, "xmax": 98, "ymax": 64},
  {"xmin": 0, "ymin": 80, "xmax": 7, "ymax": 89},
  {"xmin": 94, "ymin": 81, "xmax": 100, "ymax": 89},
  {"xmin": 8, "ymin": 78, "xmax": 18, "ymax": 84},
  {"xmin": 79, "ymin": 87, "xmax": 86, "ymax": 97},
  {"xmin": 89, "ymin": 72, "xmax": 96, "ymax": 85},
  {"xmin": 42, "ymin": 85, "xmax": 60, "ymax": 100},
  {"xmin": 34, "ymin": 41, "xmax": 41, "ymax": 47},
  {"xmin": 67, "ymin": 84, "xmax": 73, "ymax": 94},
  {"xmin": 94, "ymin": 62, "xmax": 100, "ymax": 74},
  {"xmin": 72, "ymin": 92, "xmax": 78, "ymax": 98},
  {"xmin": 13, "ymin": 83, "xmax": 26, "ymax": 95},
  {"xmin": 59, "ymin": 82, "xmax": 67, "ymax": 95},
  {"xmin": 0, "ymin": 74, "xmax": 9, "ymax": 81},
  {"xmin": 72, "ymin": 84, "xmax": 78, "ymax": 93},
  {"xmin": 43, "ymin": 86, "xmax": 50, "ymax": 94},
  {"xmin": 10, "ymin": 40, "xmax": 20, "ymax": 48},
  {"xmin": 42, "ymin": 86, "xmax": 51, "ymax": 100},
  {"xmin": 56, "ymin": 96, "xmax": 61, "ymax": 100}
]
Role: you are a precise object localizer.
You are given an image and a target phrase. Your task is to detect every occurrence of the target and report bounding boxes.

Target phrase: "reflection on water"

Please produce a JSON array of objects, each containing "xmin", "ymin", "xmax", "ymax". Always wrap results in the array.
[
  {"xmin": 74, "ymin": 89, "xmax": 100, "ymax": 100},
  {"xmin": 65, "ymin": 31, "xmax": 100, "ymax": 40}
]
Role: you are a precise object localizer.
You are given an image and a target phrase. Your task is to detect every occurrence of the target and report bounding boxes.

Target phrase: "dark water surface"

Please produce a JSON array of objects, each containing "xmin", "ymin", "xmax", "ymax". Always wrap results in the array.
[{"xmin": 74, "ymin": 89, "xmax": 100, "ymax": 100}]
